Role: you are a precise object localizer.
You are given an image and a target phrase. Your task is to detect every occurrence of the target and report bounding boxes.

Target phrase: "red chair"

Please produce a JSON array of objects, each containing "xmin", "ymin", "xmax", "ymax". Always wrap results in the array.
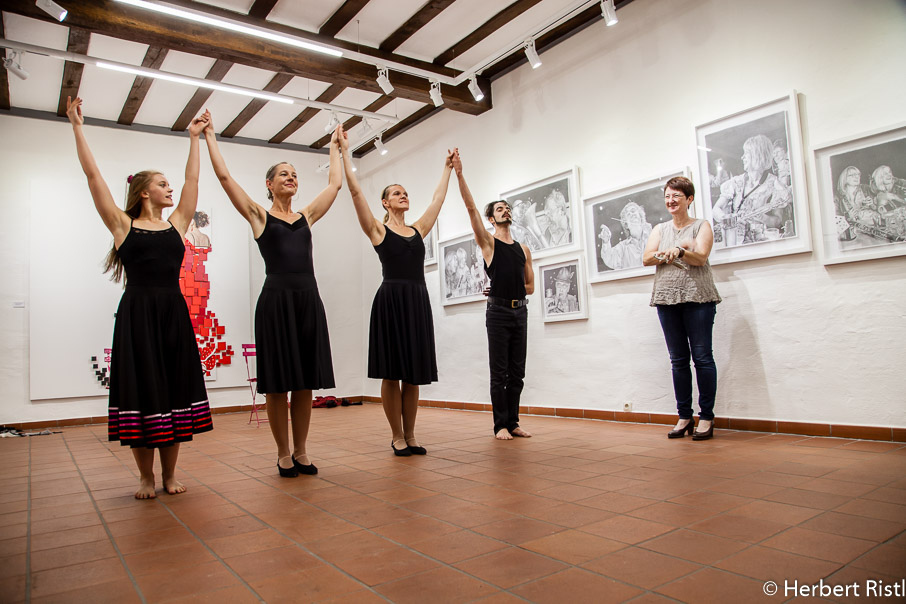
[{"xmin": 243, "ymin": 344, "xmax": 267, "ymax": 426}]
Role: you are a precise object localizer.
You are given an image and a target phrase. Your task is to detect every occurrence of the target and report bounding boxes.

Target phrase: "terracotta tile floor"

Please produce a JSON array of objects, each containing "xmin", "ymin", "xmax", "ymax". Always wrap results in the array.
[{"xmin": 1, "ymin": 404, "xmax": 904, "ymax": 603}]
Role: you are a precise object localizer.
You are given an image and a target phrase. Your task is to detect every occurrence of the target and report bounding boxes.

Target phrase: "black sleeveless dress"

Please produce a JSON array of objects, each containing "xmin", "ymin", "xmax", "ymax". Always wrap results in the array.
[
  {"xmin": 368, "ymin": 226, "xmax": 437, "ymax": 385},
  {"xmin": 108, "ymin": 223, "xmax": 212, "ymax": 448},
  {"xmin": 254, "ymin": 212, "xmax": 334, "ymax": 393}
]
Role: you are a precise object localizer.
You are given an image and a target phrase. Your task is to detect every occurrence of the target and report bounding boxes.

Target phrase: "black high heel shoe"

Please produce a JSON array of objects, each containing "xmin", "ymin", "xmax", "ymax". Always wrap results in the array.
[
  {"xmin": 292, "ymin": 456, "xmax": 318, "ymax": 475},
  {"xmin": 667, "ymin": 418, "xmax": 695, "ymax": 439},
  {"xmin": 391, "ymin": 441, "xmax": 412, "ymax": 457},
  {"xmin": 692, "ymin": 420, "xmax": 714, "ymax": 441},
  {"xmin": 277, "ymin": 462, "xmax": 299, "ymax": 477}
]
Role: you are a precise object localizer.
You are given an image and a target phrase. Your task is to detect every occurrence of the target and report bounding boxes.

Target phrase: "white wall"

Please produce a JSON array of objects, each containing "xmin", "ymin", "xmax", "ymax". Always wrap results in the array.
[
  {"xmin": 352, "ymin": 0, "xmax": 906, "ymax": 427},
  {"xmin": 0, "ymin": 116, "xmax": 364, "ymax": 424}
]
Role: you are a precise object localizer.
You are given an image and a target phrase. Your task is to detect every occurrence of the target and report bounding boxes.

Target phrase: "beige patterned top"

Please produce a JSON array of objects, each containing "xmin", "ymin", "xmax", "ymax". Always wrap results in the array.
[{"xmin": 649, "ymin": 219, "xmax": 722, "ymax": 306}]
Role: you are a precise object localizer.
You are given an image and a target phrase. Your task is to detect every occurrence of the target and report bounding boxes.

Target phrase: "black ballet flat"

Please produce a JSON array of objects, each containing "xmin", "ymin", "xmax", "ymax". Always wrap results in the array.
[
  {"xmin": 391, "ymin": 441, "xmax": 412, "ymax": 457},
  {"xmin": 292, "ymin": 456, "xmax": 318, "ymax": 475},
  {"xmin": 277, "ymin": 462, "xmax": 299, "ymax": 478},
  {"xmin": 406, "ymin": 444, "xmax": 427, "ymax": 455},
  {"xmin": 692, "ymin": 420, "xmax": 715, "ymax": 441},
  {"xmin": 667, "ymin": 418, "xmax": 695, "ymax": 439}
]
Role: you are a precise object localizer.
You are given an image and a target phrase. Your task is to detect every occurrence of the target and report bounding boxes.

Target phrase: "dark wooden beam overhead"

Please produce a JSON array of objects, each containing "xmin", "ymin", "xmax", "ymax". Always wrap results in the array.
[
  {"xmin": 1, "ymin": 0, "xmax": 485, "ymax": 114},
  {"xmin": 319, "ymin": 0, "xmax": 372, "ymax": 38},
  {"xmin": 309, "ymin": 95, "xmax": 393, "ymax": 149},
  {"xmin": 220, "ymin": 72, "xmax": 293, "ymax": 138},
  {"xmin": 379, "ymin": 0, "xmax": 457, "ymax": 53},
  {"xmin": 56, "ymin": 28, "xmax": 91, "ymax": 116},
  {"xmin": 247, "ymin": 0, "xmax": 280, "ymax": 20},
  {"xmin": 117, "ymin": 46, "xmax": 169, "ymax": 125},
  {"xmin": 0, "ymin": 16, "xmax": 11, "ymax": 111},
  {"xmin": 170, "ymin": 59, "xmax": 234, "ymax": 131},
  {"xmin": 433, "ymin": 0, "xmax": 543, "ymax": 66},
  {"xmin": 354, "ymin": 105, "xmax": 442, "ymax": 157},
  {"xmin": 269, "ymin": 83, "xmax": 345, "ymax": 145}
]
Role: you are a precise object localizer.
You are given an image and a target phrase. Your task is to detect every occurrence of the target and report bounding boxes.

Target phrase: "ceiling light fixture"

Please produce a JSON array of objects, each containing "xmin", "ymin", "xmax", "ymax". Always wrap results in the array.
[
  {"xmin": 375, "ymin": 137, "xmax": 388, "ymax": 156},
  {"xmin": 112, "ymin": 0, "xmax": 342, "ymax": 57},
  {"xmin": 376, "ymin": 67, "xmax": 393, "ymax": 95},
  {"xmin": 36, "ymin": 0, "xmax": 68, "ymax": 21},
  {"xmin": 361, "ymin": 118, "xmax": 374, "ymax": 136},
  {"xmin": 601, "ymin": 0, "xmax": 618, "ymax": 26},
  {"xmin": 2, "ymin": 50, "xmax": 28, "ymax": 80},
  {"xmin": 523, "ymin": 39, "xmax": 542, "ymax": 69},
  {"xmin": 325, "ymin": 112, "xmax": 340, "ymax": 133},
  {"xmin": 467, "ymin": 76, "xmax": 484, "ymax": 102},
  {"xmin": 429, "ymin": 81, "xmax": 443, "ymax": 107}
]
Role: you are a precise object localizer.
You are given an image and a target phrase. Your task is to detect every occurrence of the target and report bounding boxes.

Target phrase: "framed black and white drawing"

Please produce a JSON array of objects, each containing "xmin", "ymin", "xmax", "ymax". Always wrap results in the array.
[
  {"xmin": 423, "ymin": 224, "xmax": 437, "ymax": 267},
  {"xmin": 439, "ymin": 233, "xmax": 489, "ymax": 306},
  {"xmin": 539, "ymin": 257, "xmax": 588, "ymax": 323},
  {"xmin": 813, "ymin": 123, "xmax": 906, "ymax": 264},
  {"xmin": 583, "ymin": 170, "xmax": 690, "ymax": 283},
  {"xmin": 696, "ymin": 92, "xmax": 811, "ymax": 264},
  {"xmin": 500, "ymin": 168, "xmax": 581, "ymax": 260}
]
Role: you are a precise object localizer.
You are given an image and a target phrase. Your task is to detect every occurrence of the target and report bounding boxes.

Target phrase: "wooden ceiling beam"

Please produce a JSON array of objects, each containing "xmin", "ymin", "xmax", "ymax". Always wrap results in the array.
[
  {"xmin": 56, "ymin": 28, "xmax": 91, "ymax": 116},
  {"xmin": 269, "ymin": 83, "xmax": 345, "ymax": 145},
  {"xmin": 433, "ymin": 0, "xmax": 542, "ymax": 67},
  {"xmin": 379, "ymin": 0, "xmax": 457, "ymax": 53},
  {"xmin": 170, "ymin": 59, "xmax": 234, "ymax": 131},
  {"xmin": 220, "ymin": 72, "xmax": 293, "ymax": 138},
  {"xmin": 319, "ymin": 0, "xmax": 372, "ymax": 38},
  {"xmin": 247, "ymin": 0, "xmax": 280, "ymax": 20},
  {"xmin": 1, "ymin": 0, "xmax": 486, "ymax": 114},
  {"xmin": 117, "ymin": 46, "xmax": 168, "ymax": 125},
  {"xmin": 354, "ymin": 105, "xmax": 441, "ymax": 157},
  {"xmin": 0, "ymin": 16, "xmax": 11, "ymax": 111},
  {"xmin": 308, "ymin": 95, "xmax": 392, "ymax": 149}
]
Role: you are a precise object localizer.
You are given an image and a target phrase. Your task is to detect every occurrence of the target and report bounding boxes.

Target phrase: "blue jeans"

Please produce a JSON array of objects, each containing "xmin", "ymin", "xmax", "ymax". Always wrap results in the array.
[{"xmin": 656, "ymin": 302, "xmax": 717, "ymax": 421}]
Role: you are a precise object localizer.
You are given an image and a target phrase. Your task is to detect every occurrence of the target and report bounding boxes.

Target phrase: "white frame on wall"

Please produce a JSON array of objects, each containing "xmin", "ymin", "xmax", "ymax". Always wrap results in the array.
[
  {"xmin": 438, "ymin": 232, "xmax": 489, "ymax": 306},
  {"xmin": 538, "ymin": 256, "xmax": 589, "ymax": 323},
  {"xmin": 423, "ymin": 223, "xmax": 438, "ymax": 267}
]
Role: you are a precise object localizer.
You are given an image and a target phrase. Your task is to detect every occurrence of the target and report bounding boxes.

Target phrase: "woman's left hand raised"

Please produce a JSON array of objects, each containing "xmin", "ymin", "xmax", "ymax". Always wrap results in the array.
[{"xmin": 188, "ymin": 109, "xmax": 210, "ymax": 137}]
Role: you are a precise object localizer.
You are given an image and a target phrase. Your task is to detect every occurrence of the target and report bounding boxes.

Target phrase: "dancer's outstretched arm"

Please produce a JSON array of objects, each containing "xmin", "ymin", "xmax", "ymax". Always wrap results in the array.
[
  {"xmin": 339, "ymin": 127, "xmax": 384, "ymax": 246},
  {"xmin": 413, "ymin": 149, "xmax": 455, "ymax": 237},
  {"xmin": 303, "ymin": 125, "xmax": 343, "ymax": 226},
  {"xmin": 170, "ymin": 110, "xmax": 210, "ymax": 237},
  {"xmin": 452, "ymin": 149, "xmax": 494, "ymax": 262},
  {"xmin": 203, "ymin": 115, "xmax": 267, "ymax": 236},
  {"xmin": 66, "ymin": 96, "xmax": 130, "ymax": 244}
]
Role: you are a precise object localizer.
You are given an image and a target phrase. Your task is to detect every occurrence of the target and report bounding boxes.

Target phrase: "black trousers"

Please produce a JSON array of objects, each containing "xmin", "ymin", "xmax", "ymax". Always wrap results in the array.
[{"xmin": 486, "ymin": 304, "xmax": 528, "ymax": 434}]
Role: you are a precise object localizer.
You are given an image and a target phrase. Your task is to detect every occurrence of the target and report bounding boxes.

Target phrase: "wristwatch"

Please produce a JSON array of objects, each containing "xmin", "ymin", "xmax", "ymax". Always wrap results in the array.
[{"xmin": 677, "ymin": 247, "xmax": 685, "ymax": 258}]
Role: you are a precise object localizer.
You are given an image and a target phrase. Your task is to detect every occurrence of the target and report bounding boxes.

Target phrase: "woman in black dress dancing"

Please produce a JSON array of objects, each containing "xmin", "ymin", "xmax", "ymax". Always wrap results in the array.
[
  {"xmin": 204, "ymin": 117, "xmax": 342, "ymax": 477},
  {"xmin": 66, "ymin": 97, "xmax": 212, "ymax": 499},
  {"xmin": 340, "ymin": 130, "xmax": 454, "ymax": 456}
]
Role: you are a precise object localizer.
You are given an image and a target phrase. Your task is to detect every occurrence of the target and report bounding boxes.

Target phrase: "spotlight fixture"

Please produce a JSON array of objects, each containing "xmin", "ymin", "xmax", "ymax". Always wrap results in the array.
[
  {"xmin": 374, "ymin": 137, "xmax": 388, "ymax": 156},
  {"xmin": 2, "ymin": 50, "xmax": 28, "ymax": 80},
  {"xmin": 376, "ymin": 67, "xmax": 393, "ymax": 95},
  {"xmin": 361, "ymin": 118, "xmax": 374, "ymax": 136},
  {"xmin": 350, "ymin": 159, "xmax": 358, "ymax": 173},
  {"xmin": 429, "ymin": 80, "xmax": 443, "ymax": 107},
  {"xmin": 36, "ymin": 0, "xmax": 68, "ymax": 21},
  {"xmin": 467, "ymin": 76, "xmax": 484, "ymax": 102},
  {"xmin": 325, "ymin": 112, "xmax": 340, "ymax": 133},
  {"xmin": 601, "ymin": 0, "xmax": 618, "ymax": 26},
  {"xmin": 523, "ymin": 39, "xmax": 542, "ymax": 69}
]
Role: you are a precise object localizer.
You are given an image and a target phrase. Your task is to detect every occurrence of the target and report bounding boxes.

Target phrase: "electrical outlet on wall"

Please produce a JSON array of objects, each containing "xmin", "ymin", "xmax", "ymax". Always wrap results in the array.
[{"xmin": 623, "ymin": 403, "xmax": 632, "ymax": 412}]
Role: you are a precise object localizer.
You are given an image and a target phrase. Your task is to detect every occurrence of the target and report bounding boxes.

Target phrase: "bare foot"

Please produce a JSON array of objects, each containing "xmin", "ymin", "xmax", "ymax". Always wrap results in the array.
[
  {"xmin": 495, "ymin": 429, "xmax": 513, "ymax": 440},
  {"xmin": 135, "ymin": 479, "xmax": 156, "ymax": 500},
  {"xmin": 511, "ymin": 427, "xmax": 532, "ymax": 438},
  {"xmin": 163, "ymin": 477, "xmax": 186, "ymax": 495}
]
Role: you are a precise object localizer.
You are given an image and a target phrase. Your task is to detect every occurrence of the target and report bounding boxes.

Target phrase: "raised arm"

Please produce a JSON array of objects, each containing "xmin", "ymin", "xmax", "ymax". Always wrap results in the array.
[
  {"xmin": 170, "ymin": 110, "xmax": 209, "ymax": 237},
  {"xmin": 522, "ymin": 244, "xmax": 535, "ymax": 295},
  {"xmin": 66, "ymin": 97, "xmax": 130, "ymax": 242},
  {"xmin": 302, "ymin": 125, "xmax": 343, "ymax": 226},
  {"xmin": 412, "ymin": 150, "xmax": 454, "ymax": 237},
  {"xmin": 203, "ymin": 116, "xmax": 266, "ymax": 234},
  {"xmin": 451, "ymin": 149, "xmax": 494, "ymax": 260},
  {"xmin": 339, "ymin": 126, "xmax": 384, "ymax": 245}
]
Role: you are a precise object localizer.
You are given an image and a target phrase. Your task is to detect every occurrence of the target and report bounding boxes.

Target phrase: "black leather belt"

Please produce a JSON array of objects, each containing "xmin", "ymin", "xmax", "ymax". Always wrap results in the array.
[{"xmin": 487, "ymin": 296, "xmax": 528, "ymax": 308}]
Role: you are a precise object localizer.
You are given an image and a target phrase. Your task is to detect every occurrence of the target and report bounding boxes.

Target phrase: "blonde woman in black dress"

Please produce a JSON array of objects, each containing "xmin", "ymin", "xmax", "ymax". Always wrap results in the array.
[
  {"xmin": 67, "ymin": 97, "xmax": 212, "ymax": 499},
  {"xmin": 204, "ymin": 117, "xmax": 342, "ymax": 477},
  {"xmin": 340, "ymin": 129, "xmax": 454, "ymax": 456}
]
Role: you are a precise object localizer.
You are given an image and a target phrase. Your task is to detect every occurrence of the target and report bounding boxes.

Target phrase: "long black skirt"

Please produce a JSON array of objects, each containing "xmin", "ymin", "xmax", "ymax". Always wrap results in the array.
[{"xmin": 368, "ymin": 279, "xmax": 437, "ymax": 385}]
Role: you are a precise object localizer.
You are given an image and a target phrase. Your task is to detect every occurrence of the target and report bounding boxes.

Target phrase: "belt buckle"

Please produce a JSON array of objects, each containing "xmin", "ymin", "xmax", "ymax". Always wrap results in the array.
[{"xmin": 511, "ymin": 299, "xmax": 518, "ymax": 308}]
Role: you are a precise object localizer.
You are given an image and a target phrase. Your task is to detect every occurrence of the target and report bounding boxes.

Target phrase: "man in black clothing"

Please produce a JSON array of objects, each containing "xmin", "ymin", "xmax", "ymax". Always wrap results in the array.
[{"xmin": 453, "ymin": 150, "xmax": 535, "ymax": 440}]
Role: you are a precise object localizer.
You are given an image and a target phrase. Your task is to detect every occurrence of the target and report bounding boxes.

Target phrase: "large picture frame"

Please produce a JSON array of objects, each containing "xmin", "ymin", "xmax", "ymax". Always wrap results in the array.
[
  {"xmin": 696, "ymin": 92, "xmax": 811, "ymax": 265},
  {"xmin": 538, "ymin": 256, "xmax": 588, "ymax": 323},
  {"xmin": 438, "ymin": 232, "xmax": 489, "ymax": 306},
  {"xmin": 423, "ymin": 224, "xmax": 438, "ymax": 267},
  {"xmin": 500, "ymin": 168, "xmax": 581, "ymax": 260},
  {"xmin": 813, "ymin": 123, "xmax": 906, "ymax": 265},
  {"xmin": 583, "ymin": 169, "xmax": 691, "ymax": 283}
]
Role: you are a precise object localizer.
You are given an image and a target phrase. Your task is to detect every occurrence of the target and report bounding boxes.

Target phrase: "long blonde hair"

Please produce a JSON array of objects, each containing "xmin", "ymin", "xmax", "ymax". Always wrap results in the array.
[{"xmin": 103, "ymin": 171, "xmax": 159, "ymax": 284}]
